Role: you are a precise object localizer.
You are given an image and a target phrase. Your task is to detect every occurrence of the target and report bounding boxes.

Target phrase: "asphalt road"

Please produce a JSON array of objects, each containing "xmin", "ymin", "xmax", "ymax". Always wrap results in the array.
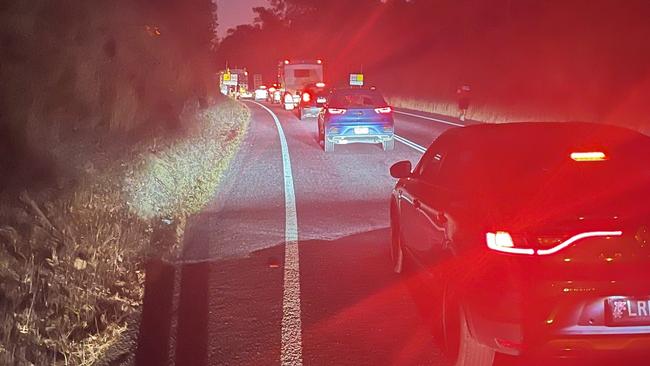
[{"xmin": 137, "ymin": 103, "xmax": 503, "ymax": 365}]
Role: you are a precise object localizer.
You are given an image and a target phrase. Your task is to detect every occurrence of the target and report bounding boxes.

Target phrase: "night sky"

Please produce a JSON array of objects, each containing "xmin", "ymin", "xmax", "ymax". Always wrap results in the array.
[{"xmin": 217, "ymin": 0, "xmax": 268, "ymax": 37}]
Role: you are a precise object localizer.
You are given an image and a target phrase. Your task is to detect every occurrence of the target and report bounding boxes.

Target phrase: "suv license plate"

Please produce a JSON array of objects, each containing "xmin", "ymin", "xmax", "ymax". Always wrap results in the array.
[
  {"xmin": 354, "ymin": 127, "xmax": 369, "ymax": 134},
  {"xmin": 605, "ymin": 297, "xmax": 650, "ymax": 326}
]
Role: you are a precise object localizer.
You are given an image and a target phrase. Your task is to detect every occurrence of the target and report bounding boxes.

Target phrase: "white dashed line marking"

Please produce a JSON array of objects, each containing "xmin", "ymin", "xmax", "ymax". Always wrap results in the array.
[
  {"xmin": 394, "ymin": 110, "xmax": 465, "ymax": 127},
  {"xmin": 394, "ymin": 134, "xmax": 427, "ymax": 153},
  {"xmin": 249, "ymin": 101, "xmax": 303, "ymax": 366}
]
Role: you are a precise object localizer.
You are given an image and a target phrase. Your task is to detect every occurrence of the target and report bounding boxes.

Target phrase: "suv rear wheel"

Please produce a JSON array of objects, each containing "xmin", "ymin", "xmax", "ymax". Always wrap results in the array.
[
  {"xmin": 324, "ymin": 133, "xmax": 334, "ymax": 152},
  {"xmin": 382, "ymin": 138, "xmax": 395, "ymax": 151}
]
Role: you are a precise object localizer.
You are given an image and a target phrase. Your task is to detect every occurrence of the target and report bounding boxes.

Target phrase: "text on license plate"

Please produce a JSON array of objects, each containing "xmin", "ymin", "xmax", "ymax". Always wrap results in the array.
[
  {"xmin": 354, "ymin": 127, "xmax": 369, "ymax": 134},
  {"xmin": 606, "ymin": 297, "xmax": 650, "ymax": 326}
]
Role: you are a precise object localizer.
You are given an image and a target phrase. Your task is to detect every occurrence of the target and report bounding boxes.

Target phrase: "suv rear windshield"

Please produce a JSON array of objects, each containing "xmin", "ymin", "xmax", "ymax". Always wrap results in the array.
[{"xmin": 329, "ymin": 91, "xmax": 386, "ymax": 108}]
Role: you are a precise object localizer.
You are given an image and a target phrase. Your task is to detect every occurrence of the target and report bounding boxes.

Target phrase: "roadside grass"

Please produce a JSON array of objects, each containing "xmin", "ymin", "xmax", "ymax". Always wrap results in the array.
[
  {"xmin": 386, "ymin": 96, "xmax": 581, "ymax": 124},
  {"xmin": 386, "ymin": 95, "xmax": 650, "ymax": 136},
  {"xmin": 0, "ymin": 99, "xmax": 250, "ymax": 365}
]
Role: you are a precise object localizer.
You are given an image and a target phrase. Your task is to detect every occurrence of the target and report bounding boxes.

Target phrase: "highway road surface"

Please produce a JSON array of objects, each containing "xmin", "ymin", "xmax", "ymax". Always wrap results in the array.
[{"xmin": 136, "ymin": 102, "xmax": 536, "ymax": 366}]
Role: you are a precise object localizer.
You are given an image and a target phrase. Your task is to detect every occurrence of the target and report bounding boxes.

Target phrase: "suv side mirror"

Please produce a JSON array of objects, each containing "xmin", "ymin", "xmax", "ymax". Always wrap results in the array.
[{"xmin": 390, "ymin": 161, "xmax": 412, "ymax": 178}]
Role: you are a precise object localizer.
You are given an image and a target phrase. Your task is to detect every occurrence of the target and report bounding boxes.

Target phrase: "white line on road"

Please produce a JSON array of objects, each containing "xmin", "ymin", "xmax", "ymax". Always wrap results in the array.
[
  {"xmin": 394, "ymin": 110, "xmax": 465, "ymax": 127},
  {"xmin": 249, "ymin": 101, "xmax": 303, "ymax": 366},
  {"xmin": 394, "ymin": 134, "xmax": 427, "ymax": 153}
]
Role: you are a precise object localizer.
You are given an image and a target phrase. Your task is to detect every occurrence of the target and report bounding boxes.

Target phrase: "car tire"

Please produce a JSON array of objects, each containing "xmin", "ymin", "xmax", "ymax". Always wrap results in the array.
[
  {"xmin": 324, "ymin": 134, "xmax": 334, "ymax": 152},
  {"xmin": 443, "ymin": 293, "xmax": 495, "ymax": 366},
  {"xmin": 390, "ymin": 202, "xmax": 404, "ymax": 274},
  {"xmin": 382, "ymin": 137, "xmax": 395, "ymax": 151}
]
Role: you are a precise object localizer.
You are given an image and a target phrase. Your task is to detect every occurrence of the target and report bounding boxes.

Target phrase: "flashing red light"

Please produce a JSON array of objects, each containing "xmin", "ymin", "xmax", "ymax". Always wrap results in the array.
[
  {"xmin": 316, "ymin": 82, "xmax": 326, "ymax": 88},
  {"xmin": 374, "ymin": 106, "xmax": 392, "ymax": 114},
  {"xmin": 328, "ymin": 108, "xmax": 346, "ymax": 115},
  {"xmin": 317, "ymin": 59, "xmax": 322, "ymax": 64},
  {"xmin": 302, "ymin": 93, "xmax": 311, "ymax": 102},
  {"xmin": 284, "ymin": 60, "xmax": 290, "ymax": 64}
]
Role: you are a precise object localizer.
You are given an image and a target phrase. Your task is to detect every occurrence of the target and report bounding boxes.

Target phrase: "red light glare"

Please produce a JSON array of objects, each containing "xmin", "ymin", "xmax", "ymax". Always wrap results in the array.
[
  {"xmin": 302, "ymin": 93, "xmax": 311, "ymax": 102},
  {"xmin": 284, "ymin": 60, "xmax": 290, "ymax": 64}
]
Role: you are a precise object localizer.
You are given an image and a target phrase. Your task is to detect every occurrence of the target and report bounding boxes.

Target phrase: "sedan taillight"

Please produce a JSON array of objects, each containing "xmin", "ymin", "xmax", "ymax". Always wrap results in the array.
[{"xmin": 486, "ymin": 230, "xmax": 623, "ymax": 256}]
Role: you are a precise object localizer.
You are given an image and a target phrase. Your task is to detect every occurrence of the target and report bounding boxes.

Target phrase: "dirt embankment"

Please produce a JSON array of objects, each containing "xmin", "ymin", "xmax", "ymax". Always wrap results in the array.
[{"xmin": 0, "ymin": 1, "xmax": 252, "ymax": 364}]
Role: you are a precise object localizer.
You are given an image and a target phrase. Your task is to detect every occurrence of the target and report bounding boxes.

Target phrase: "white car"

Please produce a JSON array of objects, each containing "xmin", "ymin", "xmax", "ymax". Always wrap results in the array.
[{"xmin": 255, "ymin": 86, "xmax": 269, "ymax": 101}]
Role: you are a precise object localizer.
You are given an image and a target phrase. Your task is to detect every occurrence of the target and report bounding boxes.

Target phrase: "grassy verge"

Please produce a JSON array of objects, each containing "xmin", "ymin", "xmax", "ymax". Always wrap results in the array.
[
  {"xmin": 386, "ymin": 96, "xmax": 582, "ymax": 124},
  {"xmin": 386, "ymin": 95, "xmax": 650, "ymax": 136},
  {"xmin": 0, "ymin": 99, "xmax": 249, "ymax": 365}
]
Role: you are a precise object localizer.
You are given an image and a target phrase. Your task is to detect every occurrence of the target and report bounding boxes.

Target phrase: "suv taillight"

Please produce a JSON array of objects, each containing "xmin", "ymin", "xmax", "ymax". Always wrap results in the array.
[{"xmin": 328, "ymin": 108, "xmax": 346, "ymax": 115}]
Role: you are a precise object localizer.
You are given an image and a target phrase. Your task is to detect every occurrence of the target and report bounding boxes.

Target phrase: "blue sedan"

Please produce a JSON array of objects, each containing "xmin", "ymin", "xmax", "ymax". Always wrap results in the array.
[{"xmin": 317, "ymin": 88, "xmax": 395, "ymax": 152}]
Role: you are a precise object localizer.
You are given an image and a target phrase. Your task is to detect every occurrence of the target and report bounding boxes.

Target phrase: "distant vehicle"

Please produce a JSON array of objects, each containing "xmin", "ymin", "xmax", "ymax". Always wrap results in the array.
[
  {"xmin": 296, "ymin": 82, "xmax": 329, "ymax": 120},
  {"xmin": 389, "ymin": 122, "xmax": 650, "ymax": 366},
  {"xmin": 267, "ymin": 83, "xmax": 282, "ymax": 104},
  {"xmin": 278, "ymin": 59, "xmax": 324, "ymax": 110},
  {"xmin": 317, "ymin": 88, "xmax": 394, "ymax": 152},
  {"xmin": 254, "ymin": 85, "xmax": 268, "ymax": 101},
  {"xmin": 239, "ymin": 90, "xmax": 253, "ymax": 99}
]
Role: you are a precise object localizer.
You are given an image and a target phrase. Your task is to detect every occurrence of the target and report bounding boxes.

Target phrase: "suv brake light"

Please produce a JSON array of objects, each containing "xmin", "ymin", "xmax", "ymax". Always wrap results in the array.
[
  {"xmin": 374, "ymin": 106, "xmax": 392, "ymax": 114},
  {"xmin": 328, "ymin": 108, "xmax": 346, "ymax": 115},
  {"xmin": 571, "ymin": 152, "xmax": 607, "ymax": 162}
]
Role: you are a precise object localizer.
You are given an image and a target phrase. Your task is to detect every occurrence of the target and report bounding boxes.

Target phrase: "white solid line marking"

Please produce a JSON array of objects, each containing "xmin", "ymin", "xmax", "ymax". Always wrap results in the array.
[
  {"xmin": 249, "ymin": 101, "xmax": 303, "ymax": 366},
  {"xmin": 394, "ymin": 134, "xmax": 427, "ymax": 153},
  {"xmin": 394, "ymin": 110, "xmax": 465, "ymax": 127}
]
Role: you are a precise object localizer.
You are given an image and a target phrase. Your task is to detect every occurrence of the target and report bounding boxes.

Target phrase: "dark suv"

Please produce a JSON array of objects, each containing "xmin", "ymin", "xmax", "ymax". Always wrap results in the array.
[
  {"xmin": 296, "ymin": 82, "xmax": 329, "ymax": 120},
  {"xmin": 389, "ymin": 122, "xmax": 650, "ymax": 365}
]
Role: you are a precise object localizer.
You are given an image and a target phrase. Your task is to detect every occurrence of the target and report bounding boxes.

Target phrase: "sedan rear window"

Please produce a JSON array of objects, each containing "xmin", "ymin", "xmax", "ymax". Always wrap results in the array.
[{"xmin": 439, "ymin": 135, "xmax": 650, "ymax": 212}]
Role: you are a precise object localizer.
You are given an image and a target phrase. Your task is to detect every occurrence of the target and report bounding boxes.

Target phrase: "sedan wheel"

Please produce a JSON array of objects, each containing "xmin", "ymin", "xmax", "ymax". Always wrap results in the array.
[
  {"xmin": 390, "ymin": 207, "xmax": 404, "ymax": 274},
  {"xmin": 444, "ymin": 294, "xmax": 495, "ymax": 366}
]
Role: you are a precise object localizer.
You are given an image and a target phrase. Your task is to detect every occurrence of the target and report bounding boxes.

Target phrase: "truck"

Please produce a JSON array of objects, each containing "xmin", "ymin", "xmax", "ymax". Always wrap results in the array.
[{"xmin": 277, "ymin": 59, "xmax": 324, "ymax": 111}]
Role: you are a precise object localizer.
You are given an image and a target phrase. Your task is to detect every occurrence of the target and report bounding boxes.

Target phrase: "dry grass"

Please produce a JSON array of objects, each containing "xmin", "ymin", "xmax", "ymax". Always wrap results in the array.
[
  {"xmin": 386, "ymin": 96, "xmax": 586, "ymax": 124},
  {"xmin": 0, "ymin": 100, "xmax": 250, "ymax": 365},
  {"xmin": 387, "ymin": 95, "xmax": 650, "ymax": 137}
]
